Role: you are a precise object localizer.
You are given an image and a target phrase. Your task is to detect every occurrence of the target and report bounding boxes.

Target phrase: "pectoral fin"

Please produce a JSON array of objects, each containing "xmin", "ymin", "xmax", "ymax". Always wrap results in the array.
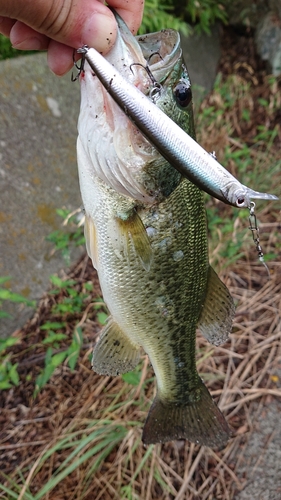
[
  {"xmin": 198, "ymin": 266, "xmax": 235, "ymax": 346},
  {"xmin": 84, "ymin": 214, "xmax": 98, "ymax": 269},
  {"xmin": 115, "ymin": 209, "xmax": 153, "ymax": 271},
  {"xmin": 92, "ymin": 318, "xmax": 140, "ymax": 376}
]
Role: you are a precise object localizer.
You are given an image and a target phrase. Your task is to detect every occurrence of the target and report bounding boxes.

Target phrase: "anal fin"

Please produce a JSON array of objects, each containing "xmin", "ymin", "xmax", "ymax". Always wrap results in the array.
[
  {"xmin": 115, "ymin": 209, "xmax": 153, "ymax": 271},
  {"xmin": 198, "ymin": 266, "xmax": 235, "ymax": 346},
  {"xmin": 142, "ymin": 378, "xmax": 230, "ymax": 447},
  {"xmin": 92, "ymin": 318, "xmax": 140, "ymax": 376}
]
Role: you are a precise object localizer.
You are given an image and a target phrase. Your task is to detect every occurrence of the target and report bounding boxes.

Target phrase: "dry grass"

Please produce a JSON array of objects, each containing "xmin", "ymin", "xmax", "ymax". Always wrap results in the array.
[
  {"xmin": 1, "ymin": 255, "xmax": 280, "ymax": 499},
  {"xmin": 0, "ymin": 28, "xmax": 281, "ymax": 500}
]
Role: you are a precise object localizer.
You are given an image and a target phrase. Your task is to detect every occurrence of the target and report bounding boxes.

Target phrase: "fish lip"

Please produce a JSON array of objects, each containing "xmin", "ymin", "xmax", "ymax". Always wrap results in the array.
[{"xmin": 107, "ymin": 10, "xmax": 146, "ymax": 67}]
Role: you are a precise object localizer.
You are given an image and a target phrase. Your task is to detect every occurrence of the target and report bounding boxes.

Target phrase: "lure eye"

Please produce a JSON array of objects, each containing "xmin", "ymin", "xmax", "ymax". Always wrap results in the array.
[
  {"xmin": 236, "ymin": 197, "xmax": 245, "ymax": 207},
  {"xmin": 173, "ymin": 82, "xmax": 192, "ymax": 107}
]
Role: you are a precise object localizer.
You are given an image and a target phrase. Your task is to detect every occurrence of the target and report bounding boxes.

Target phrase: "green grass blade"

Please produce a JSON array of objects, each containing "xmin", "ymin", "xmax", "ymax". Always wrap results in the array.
[{"xmin": 34, "ymin": 427, "xmax": 127, "ymax": 500}]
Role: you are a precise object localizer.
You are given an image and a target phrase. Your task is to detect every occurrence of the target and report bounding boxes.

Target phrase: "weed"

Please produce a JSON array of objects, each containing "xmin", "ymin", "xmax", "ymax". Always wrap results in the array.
[
  {"xmin": 0, "ymin": 277, "xmax": 36, "ymax": 390},
  {"xmin": 46, "ymin": 208, "xmax": 85, "ymax": 266},
  {"xmin": 0, "ymin": 276, "xmax": 35, "ymax": 320},
  {"xmin": 33, "ymin": 276, "xmax": 108, "ymax": 395},
  {"xmin": 141, "ymin": 0, "xmax": 228, "ymax": 35},
  {"xmin": 34, "ymin": 326, "xmax": 83, "ymax": 396},
  {"xmin": 49, "ymin": 275, "xmax": 87, "ymax": 315},
  {"xmin": 1, "ymin": 421, "xmax": 129, "ymax": 500},
  {"xmin": 0, "ymin": 338, "xmax": 20, "ymax": 390},
  {"xmin": 122, "ymin": 369, "xmax": 142, "ymax": 387},
  {"xmin": 40, "ymin": 321, "xmax": 67, "ymax": 348},
  {"xmin": 0, "ymin": 269, "xmax": 107, "ymax": 395}
]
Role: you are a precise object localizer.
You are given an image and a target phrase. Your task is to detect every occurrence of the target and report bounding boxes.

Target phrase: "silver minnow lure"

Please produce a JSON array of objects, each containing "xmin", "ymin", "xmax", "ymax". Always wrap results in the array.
[{"xmin": 77, "ymin": 45, "xmax": 278, "ymax": 208}]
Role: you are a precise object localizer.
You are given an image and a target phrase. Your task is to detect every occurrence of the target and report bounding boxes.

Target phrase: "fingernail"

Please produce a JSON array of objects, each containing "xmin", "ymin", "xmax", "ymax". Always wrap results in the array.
[{"xmin": 12, "ymin": 37, "xmax": 44, "ymax": 51}]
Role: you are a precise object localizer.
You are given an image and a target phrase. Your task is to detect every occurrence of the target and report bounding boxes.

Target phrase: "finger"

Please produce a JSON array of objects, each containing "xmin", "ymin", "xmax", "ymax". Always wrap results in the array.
[
  {"xmin": 0, "ymin": 1, "xmax": 144, "ymax": 56},
  {"xmin": 108, "ymin": 0, "xmax": 144, "ymax": 34},
  {"xmin": 47, "ymin": 39, "xmax": 74, "ymax": 76},
  {"xmin": 0, "ymin": 16, "xmax": 16, "ymax": 37},
  {"xmin": 0, "ymin": 0, "xmax": 118, "ymax": 54},
  {"xmin": 10, "ymin": 21, "xmax": 49, "ymax": 50}
]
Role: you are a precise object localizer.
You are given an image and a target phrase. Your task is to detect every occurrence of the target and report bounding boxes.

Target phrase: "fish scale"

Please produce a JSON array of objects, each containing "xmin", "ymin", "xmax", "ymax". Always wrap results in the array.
[
  {"xmin": 77, "ymin": 11, "xmax": 234, "ymax": 446},
  {"xmin": 91, "ymin": 177, "xmax": 207, "ymax": 399}
]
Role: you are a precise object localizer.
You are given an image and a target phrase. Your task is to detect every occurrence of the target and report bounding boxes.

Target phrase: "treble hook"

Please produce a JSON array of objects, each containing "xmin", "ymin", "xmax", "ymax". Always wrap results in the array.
[
  {"xmin": 147, "ymin": 51, "xmax": 163, "ymax": 65},
  {"xmin": 130, "ymin": 60, "xmax": 162, "ymax": 102},
  {"xmin": 130, "ymin": 51, "xmax": 163, "ymax": 99},
  {"xmin": 129, "ymin": 62, "xmax": 154, "ymax": 83},
  {"xmin": 130, "ymin": 52, "xmax": 162, "ymax": 83},
  {"xmin": 71, "ymin": 47, "xmax": 87, "ymax": 82}
]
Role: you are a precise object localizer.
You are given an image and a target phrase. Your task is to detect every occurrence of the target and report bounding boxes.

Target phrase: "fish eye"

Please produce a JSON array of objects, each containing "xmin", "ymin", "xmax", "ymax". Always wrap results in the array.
[{"xmin": 173, "ymin": 82, "xmax": 192, "ymax": 107}]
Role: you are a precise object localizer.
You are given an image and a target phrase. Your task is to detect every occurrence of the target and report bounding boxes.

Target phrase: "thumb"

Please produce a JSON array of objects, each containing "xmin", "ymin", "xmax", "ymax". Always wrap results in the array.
[{"xmin": 4, "ymin": 0, "xmax": 118, "ymax": 53}]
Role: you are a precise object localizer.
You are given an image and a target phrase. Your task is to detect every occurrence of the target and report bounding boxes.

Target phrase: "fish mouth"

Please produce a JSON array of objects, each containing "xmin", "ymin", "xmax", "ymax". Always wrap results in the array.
[
  {"xmin": 136, "ymin": 30, "xmax": 181, "ymax": 84},
  {"xmin": 78, "ymin": 11, "xmax": 185, "ymax": 203},
  {"xmin": 110, "ymin": 10, "xmax": 181, "ymax": 89}
]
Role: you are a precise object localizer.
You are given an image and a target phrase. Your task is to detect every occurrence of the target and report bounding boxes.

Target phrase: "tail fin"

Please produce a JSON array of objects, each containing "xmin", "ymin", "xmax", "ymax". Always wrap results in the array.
[{"xmin": 142, "ymin": 378, "xmax": 229, "ymax": 447}]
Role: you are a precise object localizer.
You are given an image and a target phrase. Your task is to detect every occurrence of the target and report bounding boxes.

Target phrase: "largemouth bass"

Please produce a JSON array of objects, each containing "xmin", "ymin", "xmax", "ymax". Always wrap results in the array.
[
  {"xmin": 77, "ymin": 35, "xmax": 278, "ymax": 208},
  {"xmin": 77, "ymin": 13, "xmax": 235, "ymax": 446}
]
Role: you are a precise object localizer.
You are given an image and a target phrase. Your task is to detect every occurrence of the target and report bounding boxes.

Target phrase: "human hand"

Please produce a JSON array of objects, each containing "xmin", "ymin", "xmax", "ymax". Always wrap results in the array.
[{"xmin": 0, "ymin": 0, "xmax": 144, "ymax": 75}]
